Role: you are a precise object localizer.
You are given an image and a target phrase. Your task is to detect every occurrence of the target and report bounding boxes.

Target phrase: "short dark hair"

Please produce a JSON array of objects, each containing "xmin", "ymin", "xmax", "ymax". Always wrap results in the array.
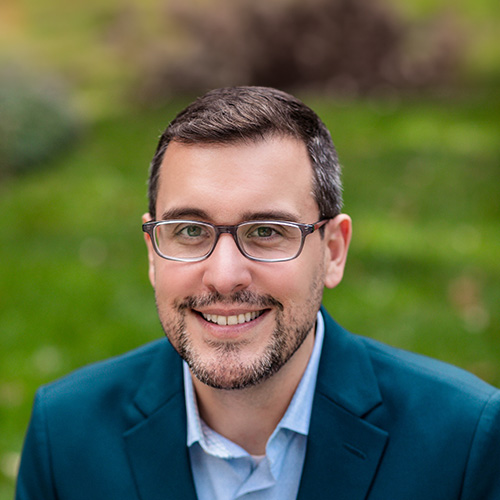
[{"xmin": 147, "ymin": 86, "xmax": 343, "ymax": 219}]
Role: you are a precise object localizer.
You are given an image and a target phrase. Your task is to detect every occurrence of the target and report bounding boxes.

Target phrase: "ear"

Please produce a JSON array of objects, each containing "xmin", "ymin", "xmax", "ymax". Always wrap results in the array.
[
  {"xmin": 323, "ymin": 214, "xmax": 352, "ymax": 289},
  {"xmin": 142, "ymin": 213, "xmax": 156, "ymax": 288}
]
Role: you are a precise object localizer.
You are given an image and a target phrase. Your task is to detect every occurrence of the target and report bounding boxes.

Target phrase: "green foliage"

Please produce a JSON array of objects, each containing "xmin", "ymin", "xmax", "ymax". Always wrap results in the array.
[{"xmin": 0, "ymin": 62, "xmax": 83, "ymax": 176}]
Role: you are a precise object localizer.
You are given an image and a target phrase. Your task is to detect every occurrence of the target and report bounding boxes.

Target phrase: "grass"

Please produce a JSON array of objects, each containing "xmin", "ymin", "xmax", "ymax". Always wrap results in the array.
[{"xmin": 1, "ymin": 94, "xmax": 499, "ymax": 497}]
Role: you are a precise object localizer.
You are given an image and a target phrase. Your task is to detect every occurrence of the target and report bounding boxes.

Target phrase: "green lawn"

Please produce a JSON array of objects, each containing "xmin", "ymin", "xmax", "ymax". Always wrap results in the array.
[{"xmin": 1, "ymin": 94, "xmax": 499, "ymax": 497}]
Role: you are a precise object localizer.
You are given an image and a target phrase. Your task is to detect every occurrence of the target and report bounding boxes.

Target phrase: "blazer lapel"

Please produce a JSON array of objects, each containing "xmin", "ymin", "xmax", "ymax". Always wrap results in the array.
[
  {"xmin": 123, "ymin": 340, "xmax": 198, "ymax": 500},
  {"xmin": 297, "ymin": 309, "xmax": 388, "ymax": 500}
]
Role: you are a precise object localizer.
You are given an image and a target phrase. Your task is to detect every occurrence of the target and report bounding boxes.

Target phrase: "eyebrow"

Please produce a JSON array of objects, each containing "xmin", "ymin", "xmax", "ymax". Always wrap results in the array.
[
  {"xmin": 160, "ymin": 208, "xmax": 301, "ymax": 223},
  {"xmin": 240, "ymin": 210, "xmax": 301, "ymax": 223},
  {"xmin": 160, "ymin": 208, "xmax": 210, "ymax": 220}
]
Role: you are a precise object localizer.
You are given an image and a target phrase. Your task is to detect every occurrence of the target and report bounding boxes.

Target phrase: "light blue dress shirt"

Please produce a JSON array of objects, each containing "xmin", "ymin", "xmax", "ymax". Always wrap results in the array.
[{"xmin": 183, "ymin": 311, "xmax": 325, "ymax": 500}]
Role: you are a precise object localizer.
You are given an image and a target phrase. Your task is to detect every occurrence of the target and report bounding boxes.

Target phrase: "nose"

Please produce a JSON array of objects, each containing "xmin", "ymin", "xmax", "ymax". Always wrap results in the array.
[{"xmin": 201, "ymin": 233, "xmax": 252, "ymax": 295}]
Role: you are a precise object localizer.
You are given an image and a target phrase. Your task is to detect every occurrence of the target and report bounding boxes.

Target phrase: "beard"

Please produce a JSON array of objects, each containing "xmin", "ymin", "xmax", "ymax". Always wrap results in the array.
[{"xmin": 156, "ymin": 279, "xmax": 324, "ymax": 390}]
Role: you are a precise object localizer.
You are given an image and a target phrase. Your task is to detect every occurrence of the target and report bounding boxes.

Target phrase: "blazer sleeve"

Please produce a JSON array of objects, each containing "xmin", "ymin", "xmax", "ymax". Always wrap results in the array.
[
  {"xmin": 461, "ymin": 390, "xmax": 500, "ymax": 499},
  {"xmin": 15, "ymin": 388, "xmax": 57, "ymax": 500}
]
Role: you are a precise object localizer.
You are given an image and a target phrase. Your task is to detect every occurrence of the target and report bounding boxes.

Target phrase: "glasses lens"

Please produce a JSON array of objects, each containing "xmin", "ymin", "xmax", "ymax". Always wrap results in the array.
[
  {"xmin": 154, "ymin": 221, "xmax": 215, "ymax": 260},
  {"xmin": 237, "ymin": 222, "xmax": 302, "ymax": 261}
]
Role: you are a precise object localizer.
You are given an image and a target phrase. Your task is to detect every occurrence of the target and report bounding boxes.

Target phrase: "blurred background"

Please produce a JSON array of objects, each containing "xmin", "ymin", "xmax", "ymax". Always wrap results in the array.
[{"xmin": 0, "ymin": 0, "xmax": 499, "ymax": 496}]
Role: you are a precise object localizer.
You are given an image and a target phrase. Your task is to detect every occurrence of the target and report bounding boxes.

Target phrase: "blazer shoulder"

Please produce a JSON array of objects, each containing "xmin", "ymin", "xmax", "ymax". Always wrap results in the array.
[
  {"xmin": 319, "ymin": 308, "xmax": 499, "ymax": 416},
  {"xmin": 362, "ymin": 335, "xmax": 500, "ymax": 498},
  {"xmin": 361, "ymin": 335, "xmax": 498, "ymax": 402},
  {"xmin": 38, "ymin": 338, "xmax": 176, "ymax": 415}
]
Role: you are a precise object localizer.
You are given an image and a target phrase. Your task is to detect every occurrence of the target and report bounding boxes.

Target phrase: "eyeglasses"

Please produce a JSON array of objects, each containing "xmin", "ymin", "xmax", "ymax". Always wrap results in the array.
[{"xmin": 142, "ymin": 219, "xmax": 329, "ymax": 263}]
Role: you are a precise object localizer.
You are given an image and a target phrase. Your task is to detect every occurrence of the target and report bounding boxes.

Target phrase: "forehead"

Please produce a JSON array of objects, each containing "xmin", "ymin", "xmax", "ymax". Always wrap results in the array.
[{"xmin": 155, "ymin": 137, "xmax": 319, "ymax": 223}]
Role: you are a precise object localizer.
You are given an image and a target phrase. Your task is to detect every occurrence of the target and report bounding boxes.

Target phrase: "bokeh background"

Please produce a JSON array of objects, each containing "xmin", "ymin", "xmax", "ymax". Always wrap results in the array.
[{"xmin": 1, "ymin": 0, "xmax": 499, "ymax": 496}]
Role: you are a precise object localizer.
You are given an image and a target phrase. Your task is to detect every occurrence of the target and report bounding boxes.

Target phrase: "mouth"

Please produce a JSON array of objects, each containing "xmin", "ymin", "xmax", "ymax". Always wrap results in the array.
[{"xmin": 197, "ymin": 310, "xmax": 266, "ymax": 326}]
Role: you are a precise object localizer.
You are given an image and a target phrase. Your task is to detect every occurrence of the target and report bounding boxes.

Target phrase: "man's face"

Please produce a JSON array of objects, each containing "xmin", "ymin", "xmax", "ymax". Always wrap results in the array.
[{"xmin": 144, "ymin": 136, "xmax": 346, "ymax": 390}]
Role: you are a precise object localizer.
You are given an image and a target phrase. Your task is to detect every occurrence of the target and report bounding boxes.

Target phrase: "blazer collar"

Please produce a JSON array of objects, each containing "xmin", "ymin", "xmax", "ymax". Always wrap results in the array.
[
  {"xmin": 123, "ymin": 339, "xmax": 198, "ymax": 500},
  {"xmin": 316, "ymin": 306, "xmax": 383, "ymax": 416},
  {"xmin": 297, "ymin": 307, "xmax": 388, "ymax": 500}
]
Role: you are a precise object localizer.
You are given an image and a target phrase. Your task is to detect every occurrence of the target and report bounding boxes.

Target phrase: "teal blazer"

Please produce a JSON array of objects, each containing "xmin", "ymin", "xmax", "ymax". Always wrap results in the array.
[{"xmin": 16, "ymin": 308, "xmax": 500, "ymax": 499}]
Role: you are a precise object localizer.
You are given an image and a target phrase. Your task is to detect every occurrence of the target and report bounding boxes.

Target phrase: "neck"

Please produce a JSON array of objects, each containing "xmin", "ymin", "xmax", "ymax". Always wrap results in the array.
[{"xmin": 191, "ymin": 327, "xmax": 315, "ymax": 455}]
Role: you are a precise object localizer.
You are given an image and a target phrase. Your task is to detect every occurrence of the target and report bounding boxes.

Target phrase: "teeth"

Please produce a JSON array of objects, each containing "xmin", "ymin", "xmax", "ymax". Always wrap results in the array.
[{"xmin": 202, "ymin": 311, "xmax": 262, "ymax": 325}]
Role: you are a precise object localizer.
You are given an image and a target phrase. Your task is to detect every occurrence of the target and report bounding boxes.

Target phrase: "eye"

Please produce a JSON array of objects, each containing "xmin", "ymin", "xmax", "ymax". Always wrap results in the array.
[
  {"xmin": 246, "ymin": 224, "xmax": 283, "ymax": 239},
  {"xmin": 183, "ymin": 225, "xmax": 203, "ymax": 237},
  {"xmin": 255, "ymin": 226, "xmax": 275, "ymax": 237},
  {"xmin": 174, "ymin": 224, "xmax": 208, "ymax": 239}
]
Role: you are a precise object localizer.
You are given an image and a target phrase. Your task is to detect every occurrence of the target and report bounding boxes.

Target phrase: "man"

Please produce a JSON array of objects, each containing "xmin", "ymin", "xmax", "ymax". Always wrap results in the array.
[{"xmin": 17, "ymin": 87, "xmax": 500, "ymax": 499}]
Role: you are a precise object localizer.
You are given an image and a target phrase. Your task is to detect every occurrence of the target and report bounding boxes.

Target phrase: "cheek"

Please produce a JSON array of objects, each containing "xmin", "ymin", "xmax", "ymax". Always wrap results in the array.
[
  {"xmin": 153, "ymin": 262, "xmax": 202, "ymax": 301},
  {"xmin": 288, "ymin": 255, "xmax": 327, "ymax": 308},
  {"xmin": 264, "ymin": 260, "xmax": 323, "ymax": 302}
]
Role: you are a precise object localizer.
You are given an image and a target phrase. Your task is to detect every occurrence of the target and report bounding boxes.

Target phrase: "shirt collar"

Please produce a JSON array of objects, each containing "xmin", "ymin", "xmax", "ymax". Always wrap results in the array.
[
  {"xmin": 277, "ymin": 310, "xmax": 324, "ymax": 436},
  {"xmin": 184, "ymin": 310, "xmax": 325, "ymax": 453}
]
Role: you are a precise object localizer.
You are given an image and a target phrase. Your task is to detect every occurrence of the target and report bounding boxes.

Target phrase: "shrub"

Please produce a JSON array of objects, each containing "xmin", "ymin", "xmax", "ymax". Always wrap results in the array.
[
  {"xmin": 136, "ymin": 0, "xmax": 462, "ymax": 101},
  {"xmin": 0, "ymin": 62, "xmax": 83, "ymax": 177}
]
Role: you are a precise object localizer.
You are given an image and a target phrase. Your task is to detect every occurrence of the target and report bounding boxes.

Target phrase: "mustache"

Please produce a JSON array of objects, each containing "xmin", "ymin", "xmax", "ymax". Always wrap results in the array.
[{"xmin": 176, "ymin": 290, "xmax": 283, "ymax": 311}]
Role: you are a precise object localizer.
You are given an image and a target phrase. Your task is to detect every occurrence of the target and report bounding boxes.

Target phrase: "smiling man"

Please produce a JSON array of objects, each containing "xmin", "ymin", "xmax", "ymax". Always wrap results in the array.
[{"xmin": 17, "ymin": 87, "xmax": 500, "ymax": 499}]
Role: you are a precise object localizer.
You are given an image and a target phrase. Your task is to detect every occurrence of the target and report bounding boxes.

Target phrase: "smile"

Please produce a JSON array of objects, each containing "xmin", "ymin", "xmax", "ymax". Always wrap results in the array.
[{"xmin": 200, "ymin": 310, "xmax": 265, "ymax": 326}]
